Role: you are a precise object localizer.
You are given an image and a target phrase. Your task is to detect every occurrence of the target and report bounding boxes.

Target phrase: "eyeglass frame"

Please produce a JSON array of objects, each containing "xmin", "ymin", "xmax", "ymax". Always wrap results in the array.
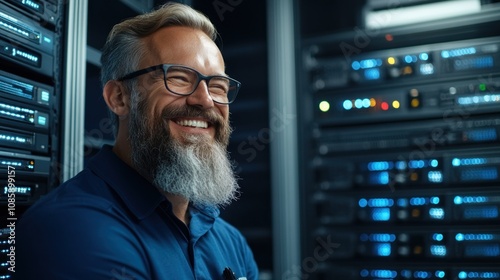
[{"xmin": 116, "ymin": 64, "xmax": 241, "ymax": 104}]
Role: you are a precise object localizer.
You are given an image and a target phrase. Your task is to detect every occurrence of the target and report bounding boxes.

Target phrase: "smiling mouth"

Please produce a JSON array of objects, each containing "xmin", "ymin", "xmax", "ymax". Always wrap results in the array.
[{"xmin": 174, "ymin": 119, "xmax": 209, "ymax": 129}]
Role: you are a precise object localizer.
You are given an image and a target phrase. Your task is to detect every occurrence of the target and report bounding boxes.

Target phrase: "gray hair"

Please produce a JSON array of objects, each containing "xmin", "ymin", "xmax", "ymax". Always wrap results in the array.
[{"xmin": 100, "ymin": 2, "xmax": 218, "ymax": 137}]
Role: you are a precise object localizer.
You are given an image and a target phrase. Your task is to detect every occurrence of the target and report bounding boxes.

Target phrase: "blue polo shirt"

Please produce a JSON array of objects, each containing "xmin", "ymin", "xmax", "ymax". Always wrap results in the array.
[{"xmin": 17, "ymin": 145, "xmax": 259, "ymax": 279}]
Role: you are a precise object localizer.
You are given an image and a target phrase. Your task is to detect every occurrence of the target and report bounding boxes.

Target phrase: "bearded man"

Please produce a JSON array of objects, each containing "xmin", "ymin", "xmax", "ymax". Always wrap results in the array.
[{"xmin": 17, "ymin": 3, "xmax": 259, "ymax": 279}]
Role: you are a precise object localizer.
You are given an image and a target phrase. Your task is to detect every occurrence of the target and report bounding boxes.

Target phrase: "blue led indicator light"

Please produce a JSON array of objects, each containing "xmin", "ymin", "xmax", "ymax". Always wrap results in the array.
[
  {"xmin": 359, "ymin": 198, "xmax": 368, "ymax": 207},
  {"xmin": 430, "ymin": 245, "xmax": 447, "ymax": 256},
  {"xmin": 362, "ymin": 98, "xmax": 371, "ymax": 108},
  {"xmin": 409, "ymin": 160, "xmax": 425, "ymax": 169},
  {"xmin": 454, "ymin": 56, "xmax": 494, "ymax": 70},
  {"xmin": 435, "ymin": 271, "xmax": 446, "ymax": 278},
  {"xmin": 364, "ymin": 68, "xmax": 380, "ymax": 80},
  {"xmin": 360, "ymin": 59, "xmax": 374, "ymax": 69},
  {"xmin": 420, "ymin": 63, "xmax": 434, "ymax": 75},
  {"xmin": 466, "ymin": 128, "xmax": 498, "ymax": 142},
  {"xmin": 38, "ymin": 116, "xmax": 47, "ymax": 126},
  {"xmin": 414, "ymin": 271, "xmax": 432, "ymax": 278},
  {"xmin": 368, "ymin": 161, "xmax": 392, "ymax": 171},
  {"xmin": 371, "ymin": 208, "xmax": 390, "ymax": 221},
  {"xmin": 397, "ymin": 198, "xmax": 408, "ymax": 207},
  {"xmin": 429, "ymin": 208, "xmax": 445, "ymax": 219},
  {"xmin": 360, "ymin": 233, "xmax": 368, "ymax": 241},
  {"xmin": 461, "ymin": 168, "xmax": 498, "ymax": 181},
  {"xmin": 430, "ymin": 197, "xmax": 440, "ymax": 204},
  {"xmin": 354, "ymin": 99, "xmax": 363, "ymax": 109},
  {"xmin": 343, "ymin": 100, "xmax": 353, "ymax": 110},
  {"xmin": 464, "ymin": 206, "xmax": 498, "ymax": 219},
  {"xmin": 462, "ymin": 196, "xmax": 488, "ymax": 204},
  {"xmin": 368, "ymin": 233, "xmax": 396, "ymax": 242},
  {"xmin": 352, "ymin": 61, "xmax": 361, "ymax": 70},
  {"xmin": 41, "ymin": 90, "xmax": 50, "ymax": 102},
  {"xmin": 369, "ymin": 172, "xmax": 389, "ymax": 185},
  {"xmin": 401, "ymin": 270, "xmax": 411, "ymax": 278},
  {"xmin": 441, "ymin": 47, "xmax": 476, "ymax": 58},
  {"xmin": 419, "ymin": 53, "xmax": 429, "ymax": 60},
  {"xmin": 371, "ymin": 269, "xmax": 397, "ymax": 278},
  {"xmin": 461, "ymin": 157, "xmax": 488, "ymax": 166},
  {"xmin": 368, "ymin": 198, "xmax": 394, "ymax": 207},
  {"xmin": 456, "ymin": 233, "xmax": 494, "ymax": 241},
  {"xmin": 410, "ymin": 197, "xmax": 427, "ymax": 206},
  {"xmin": 458, "ymin": 94, "xmax": 500, "ymax": 105},
  {"xmin": 374, "ymin": 243, "xmax": 391, "ymax": 256},
  {"xmin": 428, "ymin": 171, "xmax": 443, "ymax": 183},
  {"xmin": 433, "ymin": 233, "xmax": 444, "ymax": 241},
  {"xmin": 359, "ymin": 58, "xmax": 379, "ymax": 69},
  {"xmin": 395, "ymin": 161, "xmax": 406, "ymax": 170}
]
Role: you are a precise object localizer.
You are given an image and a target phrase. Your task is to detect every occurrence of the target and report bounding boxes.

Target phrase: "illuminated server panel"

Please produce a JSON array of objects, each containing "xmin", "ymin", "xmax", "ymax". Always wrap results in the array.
[
  {"xmin": 0, "ymin": 0, "xmax": 63, "ymax": 278},
  {"xmin": 299, "ymin": 13, "xmax": 500, "ymax": 280}
]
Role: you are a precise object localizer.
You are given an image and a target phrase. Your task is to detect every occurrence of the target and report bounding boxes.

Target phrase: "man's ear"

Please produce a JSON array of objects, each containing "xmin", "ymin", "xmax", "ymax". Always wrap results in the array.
[{"xmin": 103, "ymin": 80, "xmax": 130, "ymax": 116}]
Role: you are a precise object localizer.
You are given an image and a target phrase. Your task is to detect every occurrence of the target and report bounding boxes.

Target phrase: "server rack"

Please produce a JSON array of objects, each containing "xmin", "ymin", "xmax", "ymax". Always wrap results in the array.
[
  {"xmin": 299, "ymin": 4, "xmax": 500, "ymax": 280},
  {"xmin": 0, "ymin": 0, "xmax": 68, "ymax": 277}
]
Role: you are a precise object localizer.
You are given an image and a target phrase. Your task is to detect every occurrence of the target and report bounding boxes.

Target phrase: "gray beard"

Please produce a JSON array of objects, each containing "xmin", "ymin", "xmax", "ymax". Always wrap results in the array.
[
  {"xmin": 153, "ymin": 134, "xmax": 239, "ymax": 207},
  {"xmin": 128, "ymin": 89, "xmax": 239, "ymax": 208}
]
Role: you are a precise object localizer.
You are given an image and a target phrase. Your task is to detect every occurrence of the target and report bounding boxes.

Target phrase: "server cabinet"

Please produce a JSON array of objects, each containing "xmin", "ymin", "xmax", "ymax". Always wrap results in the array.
[
  {"xmin": 299, "ymin": 4, "xmax": 500, "ymax": 280},
  {"xmin": 0, "ymin": 0, "xmax": 77, "ymax": 277}
]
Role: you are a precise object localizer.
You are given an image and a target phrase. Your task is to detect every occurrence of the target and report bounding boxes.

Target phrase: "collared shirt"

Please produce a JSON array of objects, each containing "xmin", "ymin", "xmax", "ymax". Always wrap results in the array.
[{"xmin": 17, "ymin": 145, "xmax": 259, "ymax": 280}]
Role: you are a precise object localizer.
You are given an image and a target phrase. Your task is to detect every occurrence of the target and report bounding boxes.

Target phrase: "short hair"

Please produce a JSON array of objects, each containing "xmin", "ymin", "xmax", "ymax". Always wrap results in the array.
[{"xmin": 100, "ymin": 2, "xmax": 218, "ymax": 137}]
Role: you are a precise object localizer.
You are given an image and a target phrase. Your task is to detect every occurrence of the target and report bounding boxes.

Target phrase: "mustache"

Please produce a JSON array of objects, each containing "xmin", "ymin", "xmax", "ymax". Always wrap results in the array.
[{"xmin": 161, "ymin": 105, "xmax": 224, "ymax": 127}]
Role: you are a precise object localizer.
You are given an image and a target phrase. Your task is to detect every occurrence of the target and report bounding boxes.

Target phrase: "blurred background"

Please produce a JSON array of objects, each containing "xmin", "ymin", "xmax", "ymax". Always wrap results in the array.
[{"xmin": 1, "ymin": 0, "xmax": 500, "ymax": 279}]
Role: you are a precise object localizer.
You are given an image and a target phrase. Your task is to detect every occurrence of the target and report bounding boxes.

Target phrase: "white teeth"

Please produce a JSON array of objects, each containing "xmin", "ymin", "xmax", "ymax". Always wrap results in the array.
[{"xmin": 176, "ymin": 119, "xmax": 208, "ymax": 128}]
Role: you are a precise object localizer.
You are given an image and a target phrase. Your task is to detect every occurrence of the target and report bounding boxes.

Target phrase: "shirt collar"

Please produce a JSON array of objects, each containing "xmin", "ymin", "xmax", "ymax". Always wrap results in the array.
[{"xmin": 87, "ymin": 145, "xmax": 166, "ymax": 220}]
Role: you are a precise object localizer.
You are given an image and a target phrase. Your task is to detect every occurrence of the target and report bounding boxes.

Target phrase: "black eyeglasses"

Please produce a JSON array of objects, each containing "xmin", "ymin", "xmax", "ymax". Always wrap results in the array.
[{"xmin": 117, "ymin": 64, "xmax": 241, "ymax": 104}]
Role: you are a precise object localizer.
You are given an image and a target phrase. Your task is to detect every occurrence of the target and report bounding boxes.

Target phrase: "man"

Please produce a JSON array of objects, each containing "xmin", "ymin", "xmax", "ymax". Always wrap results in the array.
[{"xmin": 17, "ymin": 3, "xmax": 259, "ymax": 279}]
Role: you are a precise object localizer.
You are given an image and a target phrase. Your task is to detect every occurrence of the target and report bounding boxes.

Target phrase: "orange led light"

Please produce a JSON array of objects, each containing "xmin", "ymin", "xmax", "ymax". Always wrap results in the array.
[
  {"xmin": 411, "ymin": 98, "xmax": 420, "ymax": 108},
  {"xmin": 403, "ymin": 66, "xmax": 413, "ymax": 75},
  {"xmin": 412, "ymin": 209, "xmax": 421, "ymax": 217}
]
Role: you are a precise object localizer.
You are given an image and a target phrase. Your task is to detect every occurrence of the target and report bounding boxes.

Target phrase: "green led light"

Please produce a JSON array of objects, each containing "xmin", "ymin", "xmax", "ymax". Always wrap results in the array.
[
  {"xmin": 319, "ymin": 101, "xmax": 330, "ymax": 112},
  {"xmin": 479, "ymin": 83, "xmax": 486, "ymax": 91}
]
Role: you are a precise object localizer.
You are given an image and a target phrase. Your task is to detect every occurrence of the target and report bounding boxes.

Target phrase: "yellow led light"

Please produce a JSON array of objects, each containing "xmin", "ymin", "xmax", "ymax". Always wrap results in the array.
[
  {"xmin": 387, "ymin": 57, "xmax": 396, "ymax": 65},
  {"xmin": 392, "ymin": 100, "xmax": 400, "ymax": 109},
  {"xmin": 319, "ymin": 101, "xmax": 330, "ymax": 112},
  {"xmin": 370, "ymin": 98, "xmax": 376, "ymax": 107},
  {"xmin": 411, "ymin": 98, "xmax": 420, "ymax": 108}
]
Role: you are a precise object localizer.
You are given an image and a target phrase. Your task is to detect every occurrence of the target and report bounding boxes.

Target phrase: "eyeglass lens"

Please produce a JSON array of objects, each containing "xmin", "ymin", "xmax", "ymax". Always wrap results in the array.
[{"xmin": 165, "ymin": 66, "xmax": 237, "ymax": 104}]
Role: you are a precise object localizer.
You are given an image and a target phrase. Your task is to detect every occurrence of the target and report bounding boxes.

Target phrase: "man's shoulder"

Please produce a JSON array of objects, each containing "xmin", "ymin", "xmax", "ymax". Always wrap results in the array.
[
  {"xmin": 18, "ymin": 168, "xmax": 119, "ymax": 225},
  {"xmin": 212, "ymin": 216, "xmax": 250, "ymax": 244}
]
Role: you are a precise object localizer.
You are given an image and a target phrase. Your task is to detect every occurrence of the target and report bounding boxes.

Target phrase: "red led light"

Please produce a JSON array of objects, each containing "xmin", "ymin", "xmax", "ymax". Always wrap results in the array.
[
  {"xmin": 381, "ymin": 102, "xmax": 389, "ymax": 111},
  {"xmin": 385, "ymin": 34, "xmax": 393, "ymax": 42}
]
